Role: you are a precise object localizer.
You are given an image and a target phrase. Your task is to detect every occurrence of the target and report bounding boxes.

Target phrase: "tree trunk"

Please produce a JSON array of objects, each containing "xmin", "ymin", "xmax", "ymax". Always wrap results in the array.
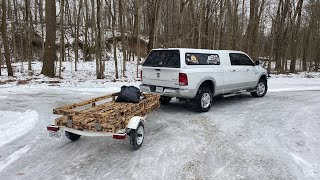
[
  {"xmin": 26, "ymin": 0, "xmax": 32, "ymax": 70},
  {"xmin": 96, "ymin": 0, "xmax": 102, "ymax": 79},
  {"xmin": 178, "ymin": 0, "xmax": 186, "ymax": 47},
  {"xmin": 204, "ymin": 1, "xmax": 210, "ymax": 49},
  {"xmin": 147, "ymin": 0, "xmax": 161, "ymax": 52},
  {"xmin": 0, "ymin": 44, "xmax": 2, "ymax": 76},
  {"xmin": 110, "ymin": 0, "xmax": 119, "ymax": 79},
  {"xmin": 1, "ymin": 0, "xmax": 13, "ymax": 76},
  {"xmin": 217, "ymin": 0, "xmax": 225, "ymax": 49},
  {"xmin": 75, "ymin": 0, "xmax": 83, "ymax": 71},
  {"xmin": 90, "ymin": 0, "xmax": 97, "ymax": 76},
  {"xmin": 289, "ymin": 0, "xmax": 303, "ymax": 73},
  {"xmin": 244, "ymin": 0, "xmax": 265, "ymax": 56},
  {"xmin": 198, "ymin": 0, "xmax": 204, "ymax": 49},
  {"xmin": 39, "ymin": 0, "xmax": 44, "ymax": 57},
  {"xmin": 8, "ymin": 0, "xmax": 17, "ymax": 63},
  {"xmin": 137, "ymin": 0, "xmax": 141, "ymax": 78},
  {"xmin": 42, "ymin": 0, "xmax": 56, "ymax": 77},
  {"xmin": 119, "ymin": 0, "xmax": 127, "ymax": 77},
  {"xmin": 83, "ymin": 0, "xmax": 90, "ymax": 61},
  {"xmin": 59, "ymin": 0, "xmax": 65, "ymax": 78}
]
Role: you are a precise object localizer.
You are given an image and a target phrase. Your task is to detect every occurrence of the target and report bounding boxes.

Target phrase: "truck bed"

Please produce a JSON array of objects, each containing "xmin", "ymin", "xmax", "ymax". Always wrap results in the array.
[{"xmin": 53, "ymin": 93, "xmax": 160, "ymax": 133}]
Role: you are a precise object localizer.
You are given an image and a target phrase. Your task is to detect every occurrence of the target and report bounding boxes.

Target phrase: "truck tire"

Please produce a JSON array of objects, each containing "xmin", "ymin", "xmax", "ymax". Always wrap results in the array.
[
  {"xmin": 251, "ymin": 79, "xmax": 268, "ymax": 97},
  {"xmin": 129, "ymin": 122, "xmax": 144, "ymax": 150},
  {"xmin": 159, "ymin": 96, "xmax": 172, "ymax": 105},
  {"xmin": 65, "ymin": 131, "xmax": 81, "ymax": 141},
  {"xmin": 192, "ymin": 87, "xmax": 213, "ymax": 112}
]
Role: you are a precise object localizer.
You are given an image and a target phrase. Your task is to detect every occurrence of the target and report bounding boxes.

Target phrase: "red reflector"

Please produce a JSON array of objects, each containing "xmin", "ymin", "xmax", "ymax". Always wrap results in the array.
[
  {"xmin": 140, "ymin": 70, "xmax": 142, "ymax": 80},
  {"xmin": 47, "ymin": 126, "xmax": 59, "ymax": 132},
  {"xmin": 179, "ymin": 73, "xmax": 188, "ymax": 86},
  {"xmin": 113, "ymin": 134, "xmax": 126, "ymax": 140}
]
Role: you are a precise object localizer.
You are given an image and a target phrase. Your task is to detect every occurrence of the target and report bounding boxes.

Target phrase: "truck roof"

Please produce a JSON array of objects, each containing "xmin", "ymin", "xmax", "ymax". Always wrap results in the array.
[{"xmin": 151, "ymin": 48, "xmax": 244, "ymax": 54}]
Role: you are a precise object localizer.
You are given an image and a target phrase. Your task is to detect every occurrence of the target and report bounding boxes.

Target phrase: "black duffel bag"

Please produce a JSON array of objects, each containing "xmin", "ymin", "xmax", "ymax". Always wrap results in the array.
[{"xmin": 116, "ymin": 86, "xmax": 141, "ymax": 103}]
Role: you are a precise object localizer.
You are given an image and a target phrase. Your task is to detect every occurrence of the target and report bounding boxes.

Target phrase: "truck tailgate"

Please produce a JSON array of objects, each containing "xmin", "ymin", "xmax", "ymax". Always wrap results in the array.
[{"xmin": 142, "ymin": 67, "xmax": 179, "ymax": 88}]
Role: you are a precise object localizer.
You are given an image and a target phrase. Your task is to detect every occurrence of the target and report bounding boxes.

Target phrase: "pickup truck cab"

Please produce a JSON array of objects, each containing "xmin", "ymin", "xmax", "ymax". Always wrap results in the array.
[{"xmin": 140, "ymin": 48, "xmax": 268, "ymax": 112}]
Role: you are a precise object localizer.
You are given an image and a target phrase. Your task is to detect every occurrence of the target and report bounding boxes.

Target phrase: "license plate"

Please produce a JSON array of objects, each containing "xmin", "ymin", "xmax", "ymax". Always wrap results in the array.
[
  {"xmin": 48, "ymin": 130, "xmax": 63, "ymax": 140},
  {"xmin": 155, "ymin": 86, "xmax": 163, "ymax": 93},
  {"xmin": 140, "ymin": 86, "xmax": 151, "ymax": 92}
]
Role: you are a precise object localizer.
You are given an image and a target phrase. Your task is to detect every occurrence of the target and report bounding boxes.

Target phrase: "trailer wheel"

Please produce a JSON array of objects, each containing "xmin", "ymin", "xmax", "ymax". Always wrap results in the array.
[
  {"xmin": 159, "ymin": 96, "xmax": 172, "ymax": 105},
  {"xmin": 129, "ymin": 122, "xmax": 144, "ymax": 150},
  {"xmin": 65, "ymin": 131, "xmax": 81, "ymax": 141}
]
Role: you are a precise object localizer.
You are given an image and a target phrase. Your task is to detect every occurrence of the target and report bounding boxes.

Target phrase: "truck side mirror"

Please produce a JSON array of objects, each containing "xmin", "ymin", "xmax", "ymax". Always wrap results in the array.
[{"xmin": 255, "ymin": 60, "xmax": 260, "ymax": 66}]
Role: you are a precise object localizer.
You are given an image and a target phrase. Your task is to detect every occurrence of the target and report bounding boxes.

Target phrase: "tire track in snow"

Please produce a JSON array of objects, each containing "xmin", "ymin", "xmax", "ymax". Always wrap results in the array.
[{"xmin": 0, "ymin": 145, "xmax": 31, "ymax": 172}]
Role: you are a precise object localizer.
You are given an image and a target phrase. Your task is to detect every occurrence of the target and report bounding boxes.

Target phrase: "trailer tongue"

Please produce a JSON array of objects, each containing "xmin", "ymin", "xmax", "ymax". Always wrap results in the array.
[{"xmin": 47, "ymin": 93, "xmax": 160, "ymax": 150}]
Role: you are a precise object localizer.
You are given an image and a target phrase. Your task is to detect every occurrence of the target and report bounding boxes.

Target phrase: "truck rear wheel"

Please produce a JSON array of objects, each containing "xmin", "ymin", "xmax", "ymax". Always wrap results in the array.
[
  {"xmin": 251, "ymin": 79, "xmax": 268, "ymax": 97},
  {"xmin": 65, "ymin": 131, "xmax": 81, "ymax": 141},
  {"xmin": 192, "ymin": 87, "xmax": 213, "ymax": 112},
  {"xmin": 159, "ymin": 96, "xmax": 172, "ymax": 105},
  {"xmin": 129, "ymin": 122, "xmax": 144, "ymax": 150}
]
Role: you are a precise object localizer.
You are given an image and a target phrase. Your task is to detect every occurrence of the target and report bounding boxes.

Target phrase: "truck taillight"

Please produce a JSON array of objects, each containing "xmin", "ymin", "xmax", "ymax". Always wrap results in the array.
[
  {"xmin": 113, "ymin": 134, "xmax": 126, "ymax": 140},
  {"xmin": 47, "ymin": 126, "xmax": 59, "ymax": 132},
  {"xmin": 179, "ymin": 73, "xmax": 188, "ymax": 86},
  {"xmin": 140, "ymin": 70, "xmax": 142, "ymax": 80}
]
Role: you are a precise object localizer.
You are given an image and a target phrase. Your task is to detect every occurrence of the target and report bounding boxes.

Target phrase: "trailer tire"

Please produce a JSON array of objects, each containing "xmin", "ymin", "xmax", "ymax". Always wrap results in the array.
[
  {"xmin": 159, "ymin": 96, "xmax": 172, "ymax": 105},
  {"xmin": 65, "ymin": 131, "xmax": 81, "ymax": 141},
  {"xmin": 129, "ymin": 122, "xmax": 144, "ymax": 150}
]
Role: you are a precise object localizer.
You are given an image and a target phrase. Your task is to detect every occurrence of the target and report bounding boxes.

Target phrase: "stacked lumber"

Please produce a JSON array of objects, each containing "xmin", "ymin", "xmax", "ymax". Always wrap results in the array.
[{"xmin": 54, "ymin": 93, "xmax": 160, "ymax": 133}]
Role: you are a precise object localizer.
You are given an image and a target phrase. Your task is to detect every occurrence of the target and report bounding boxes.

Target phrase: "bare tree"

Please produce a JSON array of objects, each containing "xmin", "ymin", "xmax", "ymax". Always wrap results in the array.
[
  {"xmin": 135, "ymin": 0, "xmax": 141, "ymax": 78},
  {"xmin": 110, "ymin": 0, "xmax": 119, "ymax": 79},
  {"xmin": 83, "ymin": 0, "xmax": 90, "ymax": 62},
  {"xmin": 119, "ymin": 0, "xmax": 127, "ymax": 77},
  {"xmin": 26, "ymin": 0, "xmax": 33, "ymax": 71},
  {"xmin": 0, "ymin": 44, "xmax": 2, "ymax": 76},
  {"xmin": 289, "ymin": 0, "xmax": 304, "ymax": 73},
  {"xmin": 59, "ymin": 0, "xmax": 65, "ymax": 78},
  {"xmin": 75, "ymin": 0, "xmax": 83, "ymax": 71},
  {"xmin": 1, "ymin": 0, "xmax": 13, "ymax": 76},
  {"xmin": 0, "ymin": 0, "xmax": 319, "ymax": 79},
  {"xmin": 42, "ymin": 0, "xmax": 56, "ymax": 77},
  {"xmin": 95, "ymin": 0, "xmax": 103, "ymax": 79}
]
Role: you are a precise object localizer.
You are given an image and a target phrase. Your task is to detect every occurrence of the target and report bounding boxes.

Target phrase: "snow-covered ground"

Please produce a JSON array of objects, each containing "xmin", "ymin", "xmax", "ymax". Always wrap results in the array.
[
  {"xmin": 269, "ymin": 73, "xmax": 320, "ymax": 92},
  {"xmin": 1, "ymin": 59, "xmax": 141, "ymax": 82},
  {"xmin": 0, "ymin": 110, "xmax": 39, "ymax": 148},
  {"xmin": 0, "ymin": 67, "xmax": 320, "ymax": 179}
]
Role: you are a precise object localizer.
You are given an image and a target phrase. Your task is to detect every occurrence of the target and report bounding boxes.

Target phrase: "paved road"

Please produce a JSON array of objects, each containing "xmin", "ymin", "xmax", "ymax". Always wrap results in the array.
[{"xmin": 0, "ymin": 88, "xmax": 319, "ymax": 179}]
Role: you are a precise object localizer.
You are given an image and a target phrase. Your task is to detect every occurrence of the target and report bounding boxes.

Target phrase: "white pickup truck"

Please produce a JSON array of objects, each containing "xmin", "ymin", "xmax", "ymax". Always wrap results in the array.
[{"xmin": 140, "ymin": 48, "xmax": 268, "ymax": 112}]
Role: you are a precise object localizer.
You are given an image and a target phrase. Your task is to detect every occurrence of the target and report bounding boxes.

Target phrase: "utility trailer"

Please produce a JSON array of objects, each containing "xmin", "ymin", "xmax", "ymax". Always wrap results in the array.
[{"xmin": 47, "ymin": 93, "xmax": 160, "ymax": 150}]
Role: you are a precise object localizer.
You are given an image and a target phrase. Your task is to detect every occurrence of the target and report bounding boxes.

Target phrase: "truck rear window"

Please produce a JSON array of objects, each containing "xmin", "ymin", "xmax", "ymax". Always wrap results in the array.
[{"xmin": 143, "ymin": 50, "xmax": 180, "ymax": 68}]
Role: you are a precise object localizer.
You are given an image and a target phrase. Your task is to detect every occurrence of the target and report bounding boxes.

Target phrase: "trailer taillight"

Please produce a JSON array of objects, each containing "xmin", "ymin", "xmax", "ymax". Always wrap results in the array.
[
  {"xmin": 113, "ymin": 134, "xmax": 126, "ymax": 140},
  {"xmin": 47, "ymin": 126, "xmax": 59, "ymax": 132},
  {"xmin": 179, "ymin": 73, "xmax": 188, "ymax": 86}
]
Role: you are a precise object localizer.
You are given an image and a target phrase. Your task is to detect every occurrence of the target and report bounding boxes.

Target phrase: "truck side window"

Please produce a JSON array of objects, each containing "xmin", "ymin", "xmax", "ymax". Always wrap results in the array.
[
  {"xmin": 229, "ymin": 53, "xmax": 254, "ymax": 66},
  {"xmin": 230, "ymin": 53, "xmax": 241, "ymax": 65},
  {"xmin": 186, "ymin": 53, "xmax": 220, "ymax": 65}
]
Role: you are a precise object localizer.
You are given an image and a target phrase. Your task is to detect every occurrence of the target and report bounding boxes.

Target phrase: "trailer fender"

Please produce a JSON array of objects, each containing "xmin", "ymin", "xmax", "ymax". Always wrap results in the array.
[{"xmin": 127, "ymin": 116, "xmax": 145, "ymax": 130}]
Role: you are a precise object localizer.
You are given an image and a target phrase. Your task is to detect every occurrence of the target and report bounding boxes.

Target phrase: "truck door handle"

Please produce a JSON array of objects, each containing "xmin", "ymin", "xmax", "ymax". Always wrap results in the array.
[
  {"xmin": 246, "ymin": 69, "xmax": 249, "ymax": 71},
  {"xmin": 155, "ymin": 69, "xmax": 161, "ymax": 71},
  {"xmin": 231, "ymin": 70, "xmax": 236, "ymax": 72}
]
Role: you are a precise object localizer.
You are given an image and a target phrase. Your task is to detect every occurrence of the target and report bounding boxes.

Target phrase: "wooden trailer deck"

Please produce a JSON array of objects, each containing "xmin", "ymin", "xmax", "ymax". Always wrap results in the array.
[{"xmin": 53, "ymin": 93, "xmax": 160, "ymax": 133}]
